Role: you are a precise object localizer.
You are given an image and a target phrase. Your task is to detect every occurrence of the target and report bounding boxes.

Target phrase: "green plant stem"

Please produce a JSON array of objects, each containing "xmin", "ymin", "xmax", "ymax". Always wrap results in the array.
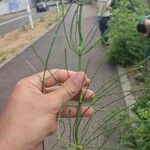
[
  {"xmin": 42, "ymin": 2, "xmax": 73, "ymax": 92},
  {"xmin": 81, "ymin": 87, "xmax": 145, "ymax": 145},
  {"xmin": 78, "ymin": 6, "xmax": 83, "ymax": 47},
  {"xmin": 82, "ymin": 100, "xmax": 139, "ymax": 146},
  {"xmin": 74, "ymin": 53, "xmax": 83, "ymax": 150},
  {"xmin": 83, "ymin": 0, "xmax": 129, "ymax": 55},
  {"xmin": 69, "ymin": 109, "xmax": 72, "ymax": 148},
  {"xmin": 51, "ymin": 120, "xmax": 66, "ymax": 150},
  {"xmin": 75, "ymin": 90, "xmax": 83, "ymax": 149},
  {"xmin": 70, "ymin": 5, "xmax": 79, "ymax": 51},
  {"xmin": 42, "ymin": 142, "xmax": 45, "ymax": 150},
  {"xmin": 74, "ymin": 4, "xmax": 84, "ymax": 150},
  {"xmin": 98, "ymin": 116, "xmax": 128, "ymax": 150},
  {"xmin": 64, "ymin": 48, "xmax": 69, "ymax": 77},
  {"xmin": 78, "ymin": 54, "xmax": 82, "ymax": 71},
  {"xmin": 61, "ymin": 3, "xmax": 73, "ymax": 50}
]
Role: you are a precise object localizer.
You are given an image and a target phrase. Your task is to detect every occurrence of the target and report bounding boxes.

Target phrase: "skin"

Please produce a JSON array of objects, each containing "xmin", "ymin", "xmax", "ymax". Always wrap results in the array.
[
  {"xmin": 0, "ymin": 69, "xmax": 94, "ymax": 150},
  {"xmin": 142, "ymin": 20, "xmax": 150, "ymax": 71},
  {"xmin": 143, "ymin": 19, "xmax": 150, "ymax": 37}
]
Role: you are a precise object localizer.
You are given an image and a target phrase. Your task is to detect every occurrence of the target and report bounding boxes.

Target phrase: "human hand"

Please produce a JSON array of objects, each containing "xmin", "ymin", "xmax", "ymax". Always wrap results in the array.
[{"xmin": 0, "ymin": 69, "xmax": 94, "ymax": 150}]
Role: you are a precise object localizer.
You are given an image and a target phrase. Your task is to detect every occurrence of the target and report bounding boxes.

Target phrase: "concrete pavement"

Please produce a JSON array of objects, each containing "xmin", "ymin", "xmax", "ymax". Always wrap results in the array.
[
  {"xmin": 0, "ymin": 4, "xmax": 125, "ymax": 149},
  {"xmin": 0, "ymin": 10, "xmax": 36, "ymax": 23},
  {"xmin": 0, "ymin": 6, "xmax": 56, "ymax": 36}
]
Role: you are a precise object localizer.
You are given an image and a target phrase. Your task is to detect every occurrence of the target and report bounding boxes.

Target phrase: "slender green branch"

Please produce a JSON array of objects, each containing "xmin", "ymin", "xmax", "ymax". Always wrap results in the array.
[
  {"xmin": 42, "ymin": 2, "xmax": 74, "ymax": 92},
  {"xmin": 82, "ymin": 101, "xmax": 140, "ymax": 146},
  {"xmin": 80, "ymin": 88, "xmax": 145, "ymax": 144},
  {"xmin": 70, "ymin": 5, "xmax": 79, "ymax": 51},
  {"xmin": 50, "ymin": 120, "xmax": 66, "ymax": 150},
  {"xmin": 31, "ymin": 46, "xmax": 61, "ymax": 85},
  {"xmin": 61, "ymin": 2, "xmax": 74, "ymax": 50},
  {"xmin": 73, "ymin": 5, "xmax": 84, "ymax": 150},
  {"xmin": 64, "ymin": 48, "xmax": 70, "ymax": 77},
  {"xmin": 84, "ymin": 22, "xmax": 98, "ymax": 50},
  {"xmin": 98, "ymin": 116, "xmax": 128, "ymax": 150},
  {"xmin": 83, "ymin": 0, "xmax": 129, "ymax": 55}
]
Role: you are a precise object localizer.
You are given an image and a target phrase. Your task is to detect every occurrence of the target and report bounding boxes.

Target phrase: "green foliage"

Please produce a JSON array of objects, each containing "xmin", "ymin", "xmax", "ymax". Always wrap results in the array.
[
  {"xmin": 121, "ymin": 96, "xmax": 150, "ymax": 150},
  {"xmin": 111, "ymin": 0, "xmax": 122, "ymax": 9},
  {"xmin": 107, "ymin": 0, "xmax": 150, "ymax": 66},
  {"xmin": 30, "ymin": 1, "xmax": 150, "ymax": 149},
  {"xmin": 121, "ymin": 72, "xmax": 150, "ymax": 150},
  {"xmin": 143, "ymin": 72, "xmax": 150, "ymax": 96}
]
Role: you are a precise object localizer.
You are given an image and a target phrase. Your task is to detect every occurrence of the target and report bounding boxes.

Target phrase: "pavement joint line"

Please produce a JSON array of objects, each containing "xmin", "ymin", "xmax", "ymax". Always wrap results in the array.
[
  {"xmin": 0, "ymin": 20, "xmax": 60, "ymax": 69},
  {"xmin": 117, "ymin": 65, "xmax": 136, "ymax": 118}
]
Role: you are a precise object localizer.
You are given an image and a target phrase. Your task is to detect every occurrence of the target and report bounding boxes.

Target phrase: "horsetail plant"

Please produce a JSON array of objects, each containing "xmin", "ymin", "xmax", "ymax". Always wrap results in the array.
[{"xmin": 25, "ymin": 0, "xmax": 150, "ymax": 150}]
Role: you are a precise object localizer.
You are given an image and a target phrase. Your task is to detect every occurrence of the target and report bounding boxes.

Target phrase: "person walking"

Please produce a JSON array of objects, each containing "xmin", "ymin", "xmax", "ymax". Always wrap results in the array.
[{"xmin": 97, "ymin": 0, "xmax": 112, "ymax": 45}]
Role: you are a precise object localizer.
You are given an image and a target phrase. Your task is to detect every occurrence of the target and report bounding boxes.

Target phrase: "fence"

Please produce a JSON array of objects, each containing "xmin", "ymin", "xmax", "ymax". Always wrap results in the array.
[{"xmin": 0, "ymin": 0, "xmax": 33, "ymax": 15}]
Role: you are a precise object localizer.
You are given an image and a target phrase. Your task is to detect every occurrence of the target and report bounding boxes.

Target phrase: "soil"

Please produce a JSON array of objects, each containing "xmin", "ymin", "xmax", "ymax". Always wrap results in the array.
[{"xmin": 0, "ymin": 10, "xmax": 62, "ymax": 63}]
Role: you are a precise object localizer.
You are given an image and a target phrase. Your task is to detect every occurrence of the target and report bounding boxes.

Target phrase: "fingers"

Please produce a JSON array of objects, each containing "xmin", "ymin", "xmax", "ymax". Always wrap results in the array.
[
  {"xmin": 49, "ymin": 72, "xmax": 89, "ymax": 105},
  {"xmin": 74, "ymin": 89, "xmax": 94, "ymax": 101},
  {"xmin": 25, "ymin": 69, "xmax": 91, "ymax": 95},
  {"xmin": 25, "ymin": 69, "xmax": 74, "ymax": 86},
  {"xmin": 43, "ymin": 69, "xmax": 90, "ymax": 87},
  {"xmin": 44, "ymin": 86, "xmax": 60, "ymax": 93},
  {"xmin": 44, "ymin": 69, "xmax": 76, "ymax": 87},
  {"xmin": 44, "ymin": 86, "xmax": 94, "ymax": 101},
  {"xmin": 60, "ymin": 106, "xmax": 94, "ymax": 118}
]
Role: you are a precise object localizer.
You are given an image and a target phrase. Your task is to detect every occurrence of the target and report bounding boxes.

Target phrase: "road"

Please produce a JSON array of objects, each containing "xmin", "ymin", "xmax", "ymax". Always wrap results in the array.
[
  {"xmin": 0, "ymin": 4, "xmax": 125, "ymax": 149},
  {"xmin": 0, "ymin": 6, "xmax": 56, "ymax": 36}
]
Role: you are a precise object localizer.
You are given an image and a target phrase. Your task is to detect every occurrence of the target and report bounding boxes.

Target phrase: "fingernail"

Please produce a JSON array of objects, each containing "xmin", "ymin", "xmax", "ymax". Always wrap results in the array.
[
  {"xmin": 72, "ymin": 72, "xmax": 84, "ymax": 86},
  {"xmin": 87, "ymin": 107, "xmax": 94, "ymax": 114}
]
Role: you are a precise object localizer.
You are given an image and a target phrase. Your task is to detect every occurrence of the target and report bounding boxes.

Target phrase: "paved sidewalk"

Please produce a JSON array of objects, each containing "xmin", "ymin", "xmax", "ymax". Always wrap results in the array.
[{"xmin": 0, "ymin": 4, "xmax": 125, "ymax": 149}]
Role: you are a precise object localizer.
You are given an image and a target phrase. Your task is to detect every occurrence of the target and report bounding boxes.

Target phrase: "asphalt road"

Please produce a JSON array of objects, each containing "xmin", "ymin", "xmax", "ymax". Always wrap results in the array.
[
  {"xmin": 0, "ymin": 6, "xmax": 56, "ymax": 36},
  {"xmin": 0, "ymin": 4, "xmax": 125, "ymax": 149}
]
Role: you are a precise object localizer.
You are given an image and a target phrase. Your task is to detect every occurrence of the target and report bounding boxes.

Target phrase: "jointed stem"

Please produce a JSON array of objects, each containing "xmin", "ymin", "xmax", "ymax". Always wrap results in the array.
[{"xmin": 74, "ymin": 4, "xmax": 84, "ymax": 150}]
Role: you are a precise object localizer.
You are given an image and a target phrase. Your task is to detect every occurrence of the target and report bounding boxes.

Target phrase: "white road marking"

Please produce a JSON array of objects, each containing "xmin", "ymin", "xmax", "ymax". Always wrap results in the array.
[{"xmin": 0, "ymin": 12, "xmax": 36, "ymax": 26}]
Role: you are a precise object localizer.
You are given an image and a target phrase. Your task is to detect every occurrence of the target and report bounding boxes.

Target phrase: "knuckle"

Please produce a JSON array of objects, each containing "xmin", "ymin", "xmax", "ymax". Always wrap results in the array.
[{"xmin": 62, "ymin": 84, "xmax": 77, "ymax": 98}]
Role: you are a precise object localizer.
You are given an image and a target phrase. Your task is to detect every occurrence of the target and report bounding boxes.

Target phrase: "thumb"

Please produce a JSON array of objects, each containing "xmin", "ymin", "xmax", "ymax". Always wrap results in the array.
[{"xmin": 53, "ymin": 72, "xmax": 85, "ymax": 104}]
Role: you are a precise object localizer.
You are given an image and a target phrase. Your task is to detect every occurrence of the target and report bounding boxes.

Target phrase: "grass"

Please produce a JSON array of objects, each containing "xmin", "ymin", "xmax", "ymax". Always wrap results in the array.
[{"xmin": 0, "ymin": 10, "xmax": 62, "ymax": 63}]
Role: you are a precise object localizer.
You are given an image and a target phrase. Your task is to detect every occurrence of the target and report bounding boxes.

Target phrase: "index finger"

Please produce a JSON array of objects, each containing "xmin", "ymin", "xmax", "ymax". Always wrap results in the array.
[{"xmin": 42, "ymin": 69, "xmax": 91, "ymax": 87}]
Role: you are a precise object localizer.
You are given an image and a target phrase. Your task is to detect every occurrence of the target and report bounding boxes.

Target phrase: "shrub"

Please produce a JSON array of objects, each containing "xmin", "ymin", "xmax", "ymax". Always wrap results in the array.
[
  {"xmin": 121, "ymin": 72, "xmax": 150, "ymax": 150},
  {"xmin": 107, "ymin": 0, "xmax": 150, "ymax": 66},
  {"xmin": 121, "ymin": 96, "xmax": 150, "ymax": 150}
]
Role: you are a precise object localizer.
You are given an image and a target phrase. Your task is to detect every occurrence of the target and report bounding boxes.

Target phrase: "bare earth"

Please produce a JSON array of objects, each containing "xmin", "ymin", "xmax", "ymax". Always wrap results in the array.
[{"xmin": 0, "ymin": 10, "xmax": 61, "ymax": 63}]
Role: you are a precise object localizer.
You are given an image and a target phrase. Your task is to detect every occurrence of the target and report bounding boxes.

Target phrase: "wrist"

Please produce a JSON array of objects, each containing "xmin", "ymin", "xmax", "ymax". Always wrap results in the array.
[{"xmin": 0, "ymin": 118, "xmax": 18, "ymax": 150}]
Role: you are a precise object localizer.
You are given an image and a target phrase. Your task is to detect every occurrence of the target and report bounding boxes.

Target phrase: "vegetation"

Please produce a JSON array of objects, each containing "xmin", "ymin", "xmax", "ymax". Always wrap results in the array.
[
  {"xmin": 0, "ymin": 10, "xmax": 61, "ymax": 63},
  {"xmin": 26, "ymin": 0, "xmax": 150, "ymax": 150},
  {"xmin": 107, "ymin": 1, "xmax": 150, "ymax": 149},
  {"xmin": 107, "ymin": 0, "xmax": 150, "ymax": 66},
  {"xmin": 0, "ymin": 0, "xmax": 149, "ymax": 149},
  {"xmin": 121, "ymin": 72, "xmax": 150, "ymax": 150}
]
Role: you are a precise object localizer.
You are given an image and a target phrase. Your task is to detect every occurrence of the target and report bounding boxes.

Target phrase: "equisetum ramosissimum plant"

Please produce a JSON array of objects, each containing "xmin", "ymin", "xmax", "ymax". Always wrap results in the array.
[{"xmin": 26, "ymin": 0, "xmax": 149, "ymax": 149}]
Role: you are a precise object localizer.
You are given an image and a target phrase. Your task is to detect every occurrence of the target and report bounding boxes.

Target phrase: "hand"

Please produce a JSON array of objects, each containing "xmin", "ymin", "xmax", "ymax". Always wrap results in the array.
[{"xmin": 0, "ymin": 69, "xmax": 94, "ymax": 150}]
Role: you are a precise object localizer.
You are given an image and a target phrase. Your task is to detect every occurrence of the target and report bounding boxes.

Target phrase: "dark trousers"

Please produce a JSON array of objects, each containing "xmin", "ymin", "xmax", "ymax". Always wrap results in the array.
[{"xmin": 99, "ymin": 16, "xmax": 110, "ymax": 37}]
